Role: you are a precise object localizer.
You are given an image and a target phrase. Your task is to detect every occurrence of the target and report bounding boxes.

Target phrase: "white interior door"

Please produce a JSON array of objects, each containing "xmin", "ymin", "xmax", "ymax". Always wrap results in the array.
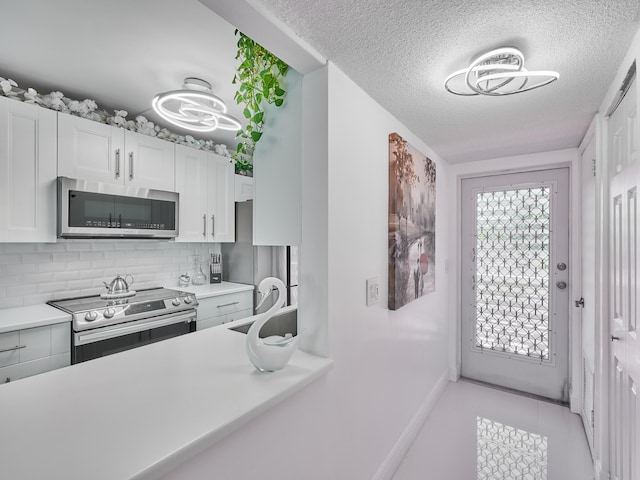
[
  {"xmin": 580, "ymin": 135, "xmax": 597, "ymax": 448},
  {"xmin": 607, "ymin": 79, "xmax": 639, "ymax": 480},
  {"xmin": 461, "ymin": 168, "xmax": 570, "ymax": 401}
]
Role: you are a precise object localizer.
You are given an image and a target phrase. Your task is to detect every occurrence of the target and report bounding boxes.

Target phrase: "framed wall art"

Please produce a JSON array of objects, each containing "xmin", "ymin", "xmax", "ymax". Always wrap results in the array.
[{"xmin": 388, "ymin": 133, "xmax": 436, "ymax": 310}]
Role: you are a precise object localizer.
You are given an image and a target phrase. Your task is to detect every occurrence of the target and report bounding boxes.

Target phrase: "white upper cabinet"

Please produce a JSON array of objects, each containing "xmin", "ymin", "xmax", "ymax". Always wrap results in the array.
[
  {"xmin": 175, "ymin": 146, "xmax": 235, "ymax": 243},
  {"xmin": 58, "ymin": 113, "xmax": 124, "ymax": 184},
  {"xmin": 58, "ymin": 114, "xmax": 175, "ymax": 190},
  {"xmin": 252, "ymin": 70, "xmax": 302, "ymax": 246},
  {"xmin": 235, "ymin": 175, "xmax": 254, "ymax": 202},
  {"xmin": 124, "ymin": 130, "xmax": 175, "ymax": 191},
  {"xmin": 0, "ymin": 97, "xmax": 57, "ymax": 242},
  {"xmin": 175, "ymin": 145, "xmax": 209, "ymax": 242},
  {"xmin": 208, "ymin": 153, "xmax": 235, "ymax": 243}
]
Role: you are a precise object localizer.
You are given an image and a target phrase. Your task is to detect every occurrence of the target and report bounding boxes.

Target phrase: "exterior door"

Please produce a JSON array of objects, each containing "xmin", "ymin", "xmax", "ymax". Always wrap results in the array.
[
  {"xmin": 607, "ymin": 79, "xmax": 639, "ymax": 480},
  {"xmin": 461, "ymin": 168, "xmax": 570, "ymax": 401}
]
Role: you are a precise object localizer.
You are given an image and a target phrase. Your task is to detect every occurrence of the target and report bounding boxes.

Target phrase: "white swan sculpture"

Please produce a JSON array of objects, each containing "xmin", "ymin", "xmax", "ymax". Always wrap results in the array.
[{"xmin": 246, "ymin": 277, "xmax": 299, "ymax": 372}]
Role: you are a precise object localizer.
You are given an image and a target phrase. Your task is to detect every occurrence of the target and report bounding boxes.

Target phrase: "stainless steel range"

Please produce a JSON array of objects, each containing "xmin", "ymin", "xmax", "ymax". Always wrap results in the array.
[{"xmin": 48, "ymin": 288, "xmax": 198, "ymax": 364}]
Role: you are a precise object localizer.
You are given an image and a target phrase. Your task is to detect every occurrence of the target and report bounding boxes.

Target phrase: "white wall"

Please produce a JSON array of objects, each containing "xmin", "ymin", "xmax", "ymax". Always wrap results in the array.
[
  {"xmin": 325, "ymin": 63, "xmax": 451, "ymax": 477},
  {"xmin": 160, "ymin": 62, "xmax": 452, "ymax": 480},
  {"xmin": 299, "ymin": 65, "xmax": 330, "ymax": 357},
  {"xmin": 0, "ymin": 241, "xmax": 219, "ymax": 308}
]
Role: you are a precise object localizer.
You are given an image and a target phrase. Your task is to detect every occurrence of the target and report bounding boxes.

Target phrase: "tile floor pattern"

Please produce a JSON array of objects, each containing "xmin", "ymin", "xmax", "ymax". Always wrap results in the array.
[{"xmin": 392, "ymin": 380, "xmax": 594, "ymax": 480}]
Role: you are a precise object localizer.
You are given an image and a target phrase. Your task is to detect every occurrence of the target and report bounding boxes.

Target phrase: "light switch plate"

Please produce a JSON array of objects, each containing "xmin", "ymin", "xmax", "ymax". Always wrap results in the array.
[{"xmin": 366, "ymin": 277, "xmax": 380, "ymax": 306}]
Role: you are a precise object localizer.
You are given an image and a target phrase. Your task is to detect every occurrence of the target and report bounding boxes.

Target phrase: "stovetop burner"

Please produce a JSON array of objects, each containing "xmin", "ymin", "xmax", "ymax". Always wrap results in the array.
[
  {"xmin": 50, "ymin": 288, "xmax": 188, "ymax": 313},
  {"xmin": 48, "ymin": 287, "xmax": 198, "ymax": 332}
]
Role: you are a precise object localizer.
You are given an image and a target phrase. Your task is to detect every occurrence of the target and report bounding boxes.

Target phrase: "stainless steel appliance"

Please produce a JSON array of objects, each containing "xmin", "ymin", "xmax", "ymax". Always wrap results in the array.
[
  {"xmin": 48, "ymin": 288, "xmax": 198, "ymax": 363},
  {"xmin": 221, "ymin": 201, "xmax": 297, "ymax": 312},
  {"xmin": 102, "ymin": 274, "xmax": 135, "ymax": 297},
  {"xmin": 221, "ymin": 201, "xmax": 272, "ymax": 310},
  {"xmin": 57, "ymin": 176, "xmax": 179, "ymax": 239}
]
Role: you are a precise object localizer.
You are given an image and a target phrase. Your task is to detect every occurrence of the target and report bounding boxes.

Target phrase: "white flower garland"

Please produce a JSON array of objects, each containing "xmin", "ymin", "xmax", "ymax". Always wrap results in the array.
[{"xmin": 0, "ymin": 76, "xmax": 231, "ymax": 157}]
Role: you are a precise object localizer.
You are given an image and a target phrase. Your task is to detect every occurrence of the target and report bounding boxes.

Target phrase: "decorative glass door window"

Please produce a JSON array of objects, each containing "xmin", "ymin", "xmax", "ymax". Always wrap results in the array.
[{"xmin": 474, "ymin": 187, "xmax": 550, "ymax": 360}]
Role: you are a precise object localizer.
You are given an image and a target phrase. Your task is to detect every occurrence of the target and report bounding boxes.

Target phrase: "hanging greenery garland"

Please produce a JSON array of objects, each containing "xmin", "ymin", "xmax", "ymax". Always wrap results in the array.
[{"xmin": 232, "ymin": 30, "xmax": 289, "ymax": 172}]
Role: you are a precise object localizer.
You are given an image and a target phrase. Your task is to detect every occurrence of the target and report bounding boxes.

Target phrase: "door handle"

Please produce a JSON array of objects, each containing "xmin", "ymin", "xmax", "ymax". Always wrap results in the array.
[
  {"xmin": 211, "ymin": 214, "xmax": 215, "ymax": 238},
  {"xmin": 129, "ymin": 152, "xmax": 134, "ymax": 180},
  {"xmin": 202, "ymin": 214, "xmax": 207, "ymax": 238},
  {"xmin": 556, "ymin": 281, "xmax": 567, "ymax": 289},
  {"xmin": 115, "ymin": 149, "xmax": 120, "ymax": 178},
  {"xmin": 611, "ymin": 335, "xmax": 621, "ymax": 341},
  {"xmin": 217, "ymin": 301, "xmax": 239, "ymax": 308}
]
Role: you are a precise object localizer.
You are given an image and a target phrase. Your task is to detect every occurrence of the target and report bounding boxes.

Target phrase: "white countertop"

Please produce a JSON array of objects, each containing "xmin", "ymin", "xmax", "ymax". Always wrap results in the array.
[
  {"xmin": 0, "ymin": 304, "xmax": 71, "ymax": 333},
  {"xmin": 0, "ymin": 318, "xmax": 332, "ymax": 480},
  {"xmin": 170, "ymin": 281, "xmax": 254, "ymax": 299}
]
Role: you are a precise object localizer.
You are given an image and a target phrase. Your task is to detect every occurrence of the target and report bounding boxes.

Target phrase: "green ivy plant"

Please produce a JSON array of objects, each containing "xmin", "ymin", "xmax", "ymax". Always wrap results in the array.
[
  {"xmin": 232, "ymin": 30, "xmax": 289, "ymax": 166},
  {"xmin": 234, "ymin": 157, "xmax": 253, "ymax": 175}
]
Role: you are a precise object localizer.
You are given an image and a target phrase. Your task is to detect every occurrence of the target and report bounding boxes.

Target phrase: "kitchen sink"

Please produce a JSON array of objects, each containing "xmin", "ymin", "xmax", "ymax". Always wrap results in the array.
[{"xmin": 229, "ymin": 306, "xmax": 297, "ymax": 337}]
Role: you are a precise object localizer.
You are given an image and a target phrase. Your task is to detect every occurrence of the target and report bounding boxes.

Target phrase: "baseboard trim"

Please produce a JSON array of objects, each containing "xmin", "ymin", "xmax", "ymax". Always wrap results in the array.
[
  {"xmin": 372, "ymin": 370, "xmax": 450, "ymax": 480},
  {"xmin": 570, "ymin": 391, "xmax": 581, "ymax": 414},
  {"xmin": 459, "ymin": 376, "xmax": 568, "ymax": 406},
  {"xmin": 449, "ymin": 363, "xmax": 460, "ymax": 382},
  {"xmin": 595, "ymin": 459, "xmax": 609, "ymax": 480}
]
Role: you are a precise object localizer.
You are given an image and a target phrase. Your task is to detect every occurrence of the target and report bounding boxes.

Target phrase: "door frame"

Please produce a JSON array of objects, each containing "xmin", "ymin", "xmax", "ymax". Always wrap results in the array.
[
  {"xmin": 576, "ymin": 118, "xmax": 598, "ymax": 453},
  {"xmin": 451, "ymin": 154, "xmax": 582, "ymax": 412}
]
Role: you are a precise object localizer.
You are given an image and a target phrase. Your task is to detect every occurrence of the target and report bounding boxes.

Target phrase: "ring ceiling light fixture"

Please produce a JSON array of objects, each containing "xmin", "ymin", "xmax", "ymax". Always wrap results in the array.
[
  {"xmin": 444, "ymin": 47, "xmax": 559, "ymax": 96},
  {"xmin": 152, "ymin": 77, "xmax": 241, "ymax": 132}
]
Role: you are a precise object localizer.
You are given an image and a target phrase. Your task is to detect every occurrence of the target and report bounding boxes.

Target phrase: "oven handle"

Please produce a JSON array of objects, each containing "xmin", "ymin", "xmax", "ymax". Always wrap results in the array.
[{"xmin": 75, "ymin": 310, "xmax": 196, "ymax": 345}]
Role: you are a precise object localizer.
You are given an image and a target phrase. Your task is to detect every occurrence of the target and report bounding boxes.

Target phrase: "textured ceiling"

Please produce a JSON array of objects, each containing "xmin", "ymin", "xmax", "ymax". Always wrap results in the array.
[
  {"xmin": 257, "ymin": 0, "xmax": 640, "ymax": 163},
  {"xmin": 1, "ymin": 1, "xmax": 639, "ymax": 163}
]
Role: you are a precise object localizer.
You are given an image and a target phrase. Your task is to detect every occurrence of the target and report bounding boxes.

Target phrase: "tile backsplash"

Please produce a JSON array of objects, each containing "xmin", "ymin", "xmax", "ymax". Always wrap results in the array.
[{"xmin": 0, "ymin": 241, "xmax": 220, "ymax": 308}]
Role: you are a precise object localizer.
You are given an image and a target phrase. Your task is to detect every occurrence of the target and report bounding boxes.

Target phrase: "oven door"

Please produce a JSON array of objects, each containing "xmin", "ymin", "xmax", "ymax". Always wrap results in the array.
[{"xmin": 72, "ymin": 310, "xmax": 196, "ymax": 364}]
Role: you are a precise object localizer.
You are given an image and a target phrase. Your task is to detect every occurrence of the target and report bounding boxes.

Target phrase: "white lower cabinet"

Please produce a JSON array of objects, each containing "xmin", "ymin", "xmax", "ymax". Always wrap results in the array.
[
  {"xmin": 196, "ymin": 291, "xmax": 253, "ymax": 331},
  {"xmin": 0, "ymin": 323, "xmax": 71, "ymax": 384}
]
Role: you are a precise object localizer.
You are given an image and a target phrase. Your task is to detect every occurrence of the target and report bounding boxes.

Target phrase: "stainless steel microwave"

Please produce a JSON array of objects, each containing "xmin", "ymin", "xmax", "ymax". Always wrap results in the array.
[{"xmin": 57, "ymin": 177, "xmax": 179, "ymax": 239}]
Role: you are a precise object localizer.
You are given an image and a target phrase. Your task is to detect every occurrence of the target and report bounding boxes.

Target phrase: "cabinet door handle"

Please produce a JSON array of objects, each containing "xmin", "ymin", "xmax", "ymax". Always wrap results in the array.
[
  {"xmin": 203, "ymin": 214, "xmax": 207, "ymax": 238},
  {"xmin": 211, "ymin": 214, "xmax": 215, "ymax": 238},
  {"xmin": 0, "ymin": 345, "xmax": 26, "ymax": 354},
  {"xmin": 129, "ymin": 152, "xmax": 134, "ymax": 180},
  {"xmin": 217, "ymin": 301, "xmax": 239, "ymax": 308},
  {"xmin": 115, "ymin": 149, "xmax": 121, "ymax": 178}
]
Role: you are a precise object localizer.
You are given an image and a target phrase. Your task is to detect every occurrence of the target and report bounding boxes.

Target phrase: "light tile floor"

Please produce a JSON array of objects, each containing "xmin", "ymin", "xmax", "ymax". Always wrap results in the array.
[{"xmin": 392, "ymin": 380, "xmax": 594, "ymax": 480}]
